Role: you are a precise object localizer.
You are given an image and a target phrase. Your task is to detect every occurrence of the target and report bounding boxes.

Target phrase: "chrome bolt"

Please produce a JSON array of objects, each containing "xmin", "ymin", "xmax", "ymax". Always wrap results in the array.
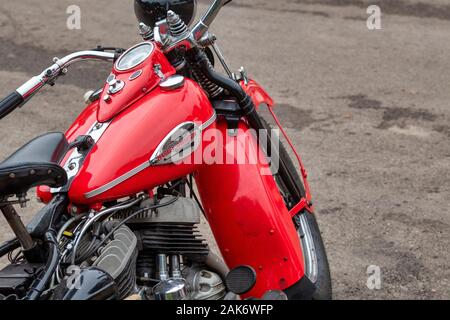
[
  {"xmin": 68, "ymin": 163, "xmax": 77, "ymax": 171},
  {"xmin": 94, "ymin": 123, "xmax": 103, "ymax": 130}
]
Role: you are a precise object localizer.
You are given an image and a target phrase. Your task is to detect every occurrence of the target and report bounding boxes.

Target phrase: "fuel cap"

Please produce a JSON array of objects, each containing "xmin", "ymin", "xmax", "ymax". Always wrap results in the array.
[{"xmin": 159, "ymin": 75, "xmax": 185, "ymax": 91}]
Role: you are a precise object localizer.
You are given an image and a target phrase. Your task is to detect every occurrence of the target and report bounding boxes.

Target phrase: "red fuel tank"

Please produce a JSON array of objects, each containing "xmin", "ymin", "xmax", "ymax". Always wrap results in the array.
[{"xmin": 68, "ymin": 79, "xmax": 216, "ymax": 205}]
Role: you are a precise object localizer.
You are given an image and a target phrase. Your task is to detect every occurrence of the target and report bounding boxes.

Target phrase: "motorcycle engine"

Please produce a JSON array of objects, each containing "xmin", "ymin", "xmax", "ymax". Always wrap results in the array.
[{"xmin": 63, "ymin": 196, "xmax": 226, "ymax": 300}]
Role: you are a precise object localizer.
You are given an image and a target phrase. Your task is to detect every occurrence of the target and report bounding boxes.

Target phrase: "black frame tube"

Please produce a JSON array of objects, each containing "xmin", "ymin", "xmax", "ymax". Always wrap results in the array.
[
  {"xmin": 0, "ymin": 238, "xmax": 20, "ymax": 259},
  {"xmin": 25, "ymin": 231, "xmax": 59, "ymax": 300}
]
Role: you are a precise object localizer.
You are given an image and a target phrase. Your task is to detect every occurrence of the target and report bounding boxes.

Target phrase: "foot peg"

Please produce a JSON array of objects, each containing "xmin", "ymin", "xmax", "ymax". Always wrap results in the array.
[
  {"xmin": 225, "ymin": 265, "xmax": 289, "ymax": 300},
  {"xmin": 225, "ymin": 265, "xmax": 256, "ymax": 295}
]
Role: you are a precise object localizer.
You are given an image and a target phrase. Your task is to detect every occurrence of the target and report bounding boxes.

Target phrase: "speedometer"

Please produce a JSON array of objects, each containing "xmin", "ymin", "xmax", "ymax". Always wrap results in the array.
[{"xmin": 115, "ymin": 42, "xmax": 154, "ymax": 71}]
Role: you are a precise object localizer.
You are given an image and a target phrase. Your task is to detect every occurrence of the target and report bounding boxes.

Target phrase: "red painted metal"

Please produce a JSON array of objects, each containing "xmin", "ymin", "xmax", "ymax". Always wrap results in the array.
[
  {"xmin": 36, "ymin": 45, "xmax": 308, "ymax": 298},
  {"xmin": 97, "ymin": 44, "xmax": 175, "ymax": 122},
  {"xmin": 36, "ymin": 185, "xmax": 52, "ymax": 204},
  {"xmin": 37, "ymin": 100, "xmax": 100, "ymax": 203},
  {"xmin": 266, "ymin": 107, "xmax": 314, "ymax": 214},
  {"xmin": 195, "ymin": 119, "xmax": 305, "ymax": 298},
  {"xmin": 69, "ymin": 79, "xmax": 215, "ymax": 204},
  {"xmin": 37, "ymin": 83, "xmax": 215, "ymax": 205},
  {"xmin": 289, "ymin": 199, "xmax": 309, "ymax": 218},
  {"xmin": 240, "ymin": 79, "xmax": 274, "ymax": 108},
  {"xmin": 241, "ymin": 77, "xmax": 313, "ymax": 215}
]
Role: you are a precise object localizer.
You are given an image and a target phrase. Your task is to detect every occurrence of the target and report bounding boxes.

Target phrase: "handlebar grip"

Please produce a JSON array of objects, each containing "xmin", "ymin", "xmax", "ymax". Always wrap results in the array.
[{"xmin": 0, "ymin": 91, "xmax": 24, "ymax": 120}]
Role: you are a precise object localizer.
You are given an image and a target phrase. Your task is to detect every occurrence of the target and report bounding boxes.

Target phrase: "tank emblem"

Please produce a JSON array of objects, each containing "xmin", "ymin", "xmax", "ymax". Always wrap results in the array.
[{"xmin": 84, "ymin": 112, "xmax": 217, "ymax": 199}]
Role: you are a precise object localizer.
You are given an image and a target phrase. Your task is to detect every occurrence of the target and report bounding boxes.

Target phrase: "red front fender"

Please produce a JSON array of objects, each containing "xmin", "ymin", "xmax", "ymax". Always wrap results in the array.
[
  {"xmin": 242, "ymin": 78, "xmax": 314, "ymax": 215},
  {"xmin": 195, "ymin": 119, "xmax": 305, "ymax": 298}
]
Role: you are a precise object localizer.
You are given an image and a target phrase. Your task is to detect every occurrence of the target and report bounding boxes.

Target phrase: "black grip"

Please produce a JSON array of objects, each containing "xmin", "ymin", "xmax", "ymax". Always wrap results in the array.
[{"xmin": 0, "ymin": 91, "xmax": 24, "ymax": 120}]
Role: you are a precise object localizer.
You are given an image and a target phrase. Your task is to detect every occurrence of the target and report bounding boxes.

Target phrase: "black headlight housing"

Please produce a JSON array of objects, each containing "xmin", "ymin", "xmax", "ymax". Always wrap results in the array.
[{"xmin": 134, "ymin": 0, "xmax": 197, "ymax": 28}]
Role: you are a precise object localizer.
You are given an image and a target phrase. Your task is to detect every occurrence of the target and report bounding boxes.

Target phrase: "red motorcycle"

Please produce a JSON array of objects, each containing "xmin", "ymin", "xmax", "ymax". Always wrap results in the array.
[{"xmin": 0, "ymin": 0, "xmax": 331, "ymax": 300}]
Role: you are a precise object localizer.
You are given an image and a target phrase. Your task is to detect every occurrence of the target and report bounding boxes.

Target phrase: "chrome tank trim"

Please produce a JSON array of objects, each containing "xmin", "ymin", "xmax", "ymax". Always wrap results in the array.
[
  {"xmin": 84, "ymin": 111, "xmax": 217, "ymax": 199},
  {"xmin": 149, "ymin": 121, "xmax": 201, "ymax": 166},
  {"xmin": 199, "ymin": 111, "xmax": 217, "ymax": 131}
]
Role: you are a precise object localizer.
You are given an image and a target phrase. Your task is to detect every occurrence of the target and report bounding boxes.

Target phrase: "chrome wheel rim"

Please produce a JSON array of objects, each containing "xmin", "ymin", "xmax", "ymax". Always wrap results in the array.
[{"xmin": 296, "ymin": 214, "xmax": 319, "ymax": 283}]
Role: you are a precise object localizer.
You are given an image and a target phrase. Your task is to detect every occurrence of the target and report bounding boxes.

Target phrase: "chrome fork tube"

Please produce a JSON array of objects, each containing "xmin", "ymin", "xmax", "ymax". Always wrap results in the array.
[{"xmin": 157, "ymin": 254, "xmax": 169, "ymax": 280}]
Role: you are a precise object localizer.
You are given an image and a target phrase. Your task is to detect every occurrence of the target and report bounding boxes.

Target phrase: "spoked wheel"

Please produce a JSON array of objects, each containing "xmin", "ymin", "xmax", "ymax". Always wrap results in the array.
[{"xmin": 261, "ymin": 117, "xmax": 332, "ymax": 300}]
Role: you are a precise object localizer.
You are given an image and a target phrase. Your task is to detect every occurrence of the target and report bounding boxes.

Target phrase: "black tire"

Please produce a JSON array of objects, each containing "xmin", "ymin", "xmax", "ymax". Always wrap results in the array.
[{"xmin": 260, "ymin": 117, "xmax": 332, "ymax": 300}]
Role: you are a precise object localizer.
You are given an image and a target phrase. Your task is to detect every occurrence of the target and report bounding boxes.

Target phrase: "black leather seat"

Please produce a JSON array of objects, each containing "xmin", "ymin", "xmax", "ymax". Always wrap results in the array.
[{"xmin": 0, "ymin": 132, "xmax": 69, "ymax": 196}]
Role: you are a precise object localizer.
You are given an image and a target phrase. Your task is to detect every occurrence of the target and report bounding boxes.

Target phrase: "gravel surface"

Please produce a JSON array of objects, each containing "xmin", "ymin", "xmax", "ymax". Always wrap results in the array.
[{"xmin": 0, "ymin": 0, "xmax": 449, "ymax": 299}]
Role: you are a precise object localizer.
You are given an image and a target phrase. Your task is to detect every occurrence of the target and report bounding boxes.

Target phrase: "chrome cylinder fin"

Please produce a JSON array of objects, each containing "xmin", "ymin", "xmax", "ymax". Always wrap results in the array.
[{"xmin": 139, "ymin": 22, "xmax": 154, "ymax": 41}]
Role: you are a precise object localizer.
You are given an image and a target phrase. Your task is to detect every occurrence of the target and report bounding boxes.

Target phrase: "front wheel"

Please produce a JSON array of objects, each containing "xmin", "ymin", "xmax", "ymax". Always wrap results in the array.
[
  {"xmin": 293, "ymin": 211, "xmax": 332, "ymax": 300},
  {"xmin": 261, "ymin": 117, "xmax": 332, "ymax": 300}
]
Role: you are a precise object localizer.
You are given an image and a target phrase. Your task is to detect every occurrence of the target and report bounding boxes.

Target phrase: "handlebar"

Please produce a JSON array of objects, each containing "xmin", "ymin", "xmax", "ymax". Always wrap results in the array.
[
  {"xmin": 192, "ymin": 0, "xmax": 229, "ymax": 41},
  {"xmin": 0, "ymin": 0, "xmax": 231, "ymax": 120},
  {"xmin": 0, "ymin": 51, "xmax": 116, "ymax": 120}
]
